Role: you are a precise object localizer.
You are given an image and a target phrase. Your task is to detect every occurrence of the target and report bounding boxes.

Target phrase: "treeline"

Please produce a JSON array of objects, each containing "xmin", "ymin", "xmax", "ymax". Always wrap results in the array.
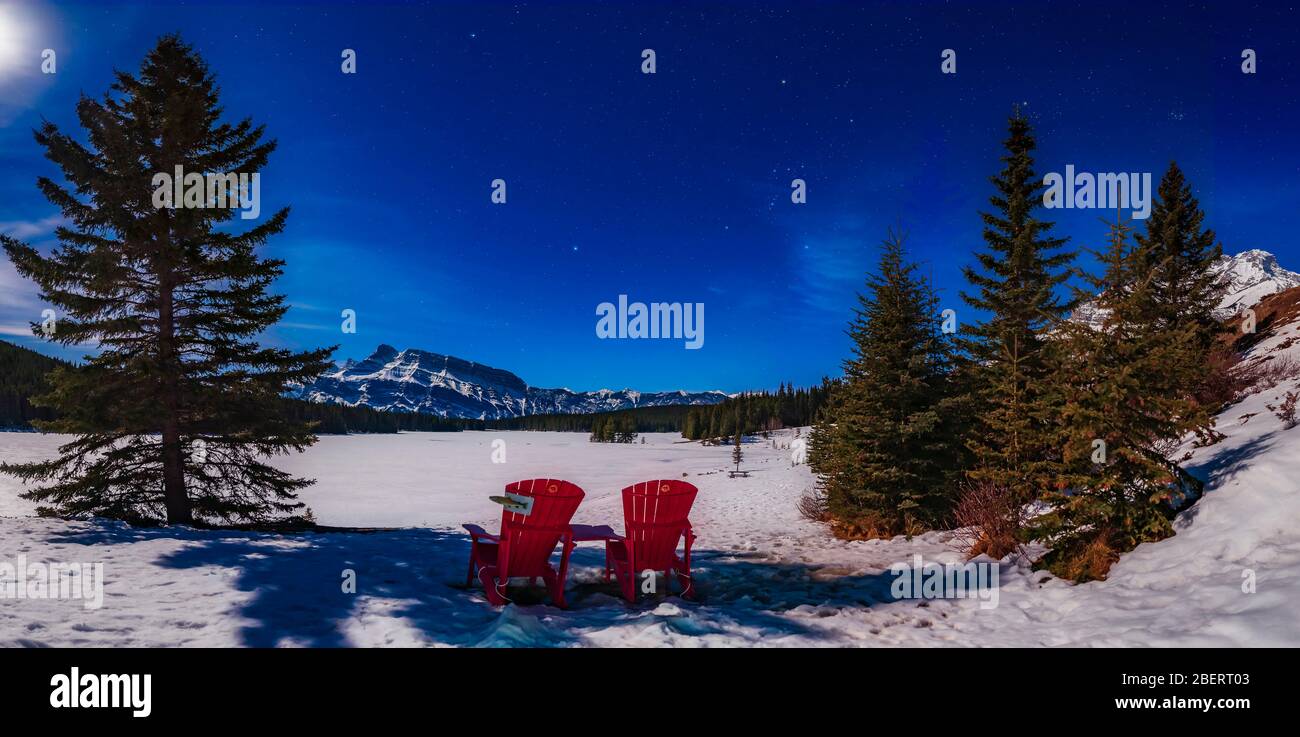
[
  {"xmin": 0, "ymin": 339, "xmax": 459, "ymax": 434},
  {"xmin": 0, "ymin": 337, "xmax": 751, "ymax": 437},
  {"xmin": 468, "ymin": 404, "xmax": 695, "ymax": 433},
  {"xmin": 589, "ymin": 413, "xmax": 639, "ymax": 443},
  {"xmin": 278, "ymin": 399, "xmax": 461, "ymax": 434},
  {"xmin": 807, "ymin": 111, "xmax": 1239, "ymax": 583},
  {"xmin": 0, "ymin": 340, "xmax": 66, "ymax": 429},
  {"xmin": 681, "ymin": 382, "xmax": 833, "ymax": 440}
]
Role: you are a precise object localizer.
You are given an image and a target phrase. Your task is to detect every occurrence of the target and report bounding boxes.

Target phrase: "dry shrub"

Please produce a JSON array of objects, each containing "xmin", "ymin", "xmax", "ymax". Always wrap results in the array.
[
  {"xmin": 1245, "ymin": 355, "xmax": 1300, "ymax": 392},
  {"xmin": 953, "ymin": 479, "xmax": 1025, "ymax": 559},
  {"xmin": 1197, "ymin": 346, "xmax": 1247, "ymax": 409},
  {"xmin": 796, "ymin": 486, "xmax": 829, "ymax": 523},
  {"xmin": 1201, "ymin": 350, "xmax": 1300, "ymax": 409},
  {"xmin": 1267, "ymin": 390, "xmax": 1300, "ymax": 429}
]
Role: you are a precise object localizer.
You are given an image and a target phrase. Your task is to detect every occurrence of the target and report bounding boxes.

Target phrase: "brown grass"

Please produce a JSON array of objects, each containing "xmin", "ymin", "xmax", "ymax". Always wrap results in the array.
[
  {"xmin": 1223, "ymin": 284, "xmax": 1300, "ymax": 356},
  {"xmin": 1203, "ymin": 285, "xmax": 1300, "ymax": 407},
  {"xmin": 1042, "ymin": 534, "xmax": 1120, "ymax": 583},
  {"xmin": 828, "ymin": 512, "xmax": 898, "ymax": 541}
]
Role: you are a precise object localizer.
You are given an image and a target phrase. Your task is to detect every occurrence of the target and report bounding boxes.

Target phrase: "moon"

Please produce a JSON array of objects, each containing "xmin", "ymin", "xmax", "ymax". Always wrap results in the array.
[{"xmin": 0, "ymin": 2, "xmax": 43, "ymax": 84}]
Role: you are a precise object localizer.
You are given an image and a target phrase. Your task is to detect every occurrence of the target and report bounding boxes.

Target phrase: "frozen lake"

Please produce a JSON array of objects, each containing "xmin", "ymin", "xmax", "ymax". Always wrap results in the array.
[{"xmin": 2, "ymin": 418, "xmax": 1298, "ymax": 647}]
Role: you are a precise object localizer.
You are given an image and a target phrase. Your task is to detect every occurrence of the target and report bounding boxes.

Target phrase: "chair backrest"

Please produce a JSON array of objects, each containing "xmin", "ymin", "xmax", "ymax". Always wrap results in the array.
[
  {"xmin": 621, "ymin": 480, "xmax": 698, "ymax": 571},
  {"xmin": 498, "ymin": 478, "xmax": 585, "ymax": 578}
]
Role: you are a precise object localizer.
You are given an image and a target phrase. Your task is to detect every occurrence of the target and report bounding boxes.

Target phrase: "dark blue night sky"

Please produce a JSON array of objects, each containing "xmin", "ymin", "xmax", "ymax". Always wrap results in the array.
[{"xmin": 2, "ymin": 1, "xmax": 1297, "ymax": 392}]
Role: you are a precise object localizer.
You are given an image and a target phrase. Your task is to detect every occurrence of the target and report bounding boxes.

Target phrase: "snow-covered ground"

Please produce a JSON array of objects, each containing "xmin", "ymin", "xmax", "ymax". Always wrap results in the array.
[{"xmin": 3, "ymin": 315, "xmax": 1300, "ymax": 647}]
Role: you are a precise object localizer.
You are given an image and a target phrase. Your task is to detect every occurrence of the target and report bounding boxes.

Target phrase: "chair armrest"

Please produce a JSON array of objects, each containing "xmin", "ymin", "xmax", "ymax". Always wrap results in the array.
[
  {"xmin": 463, "ymin": 523, "xmax": 499, "ymax": 542},
  {"xmin": 571, "ymin": 523, "xmax": 623, "ymax": 542}
]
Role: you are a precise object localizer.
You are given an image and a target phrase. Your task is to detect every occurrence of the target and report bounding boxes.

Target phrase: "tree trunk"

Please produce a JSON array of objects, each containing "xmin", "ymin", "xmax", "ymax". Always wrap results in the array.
[
  {"xmin": 158, "ymin": 276, "xmax": 192, "ymax": 524},
  {"xmin": 161, "ymin": 421, "xmax": 191, "ymax": 524}
]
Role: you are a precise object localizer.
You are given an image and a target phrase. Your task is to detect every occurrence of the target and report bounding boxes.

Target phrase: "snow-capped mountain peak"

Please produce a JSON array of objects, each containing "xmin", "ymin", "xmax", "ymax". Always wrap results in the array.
[
  {"xmin": 295, "ymin": 345, "xmax": 727, "ymax": 420},
  {"xmin": 1213, "ymin": 249, "xmax": 1300, "ymax": 317},
  {"xmin": 1071, "ymin": 249, "xmax": 1300, "ymax": 329}
]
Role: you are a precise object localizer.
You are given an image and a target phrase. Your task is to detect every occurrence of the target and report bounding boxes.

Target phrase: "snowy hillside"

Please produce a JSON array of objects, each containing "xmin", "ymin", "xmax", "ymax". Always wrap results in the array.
[
  {"xmin": 1072, "ymin": 249, "xmax": 1300, "ymax": 329},
  {"xmin": 2, "ymin": 289, "xmax": 1298, "ymax": 646},
  {"xmin": 292, "ymin": 344, "xmax": 728, "ymax": 419}
]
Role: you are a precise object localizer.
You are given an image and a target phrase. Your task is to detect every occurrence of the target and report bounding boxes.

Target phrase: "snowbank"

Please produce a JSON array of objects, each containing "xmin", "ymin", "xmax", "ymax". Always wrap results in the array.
[{"xmin": 2, "ymin": 309, "xmax": 1298, "ymax": 646}]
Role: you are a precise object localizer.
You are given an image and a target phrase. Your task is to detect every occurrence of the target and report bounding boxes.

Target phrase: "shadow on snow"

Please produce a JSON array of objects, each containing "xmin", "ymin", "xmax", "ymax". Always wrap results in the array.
[{"xmin": 43, "ymin": 523, "xmax": 904, "ymax": 647}]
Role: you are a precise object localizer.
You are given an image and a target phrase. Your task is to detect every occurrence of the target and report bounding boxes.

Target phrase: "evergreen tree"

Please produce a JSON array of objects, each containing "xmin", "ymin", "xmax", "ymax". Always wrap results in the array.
[
  {"xmin": 1131, "ymin": 162, "xmax": 1225, "ymax": 412},
  {"xmin": 589, "ymin": 413, "xmax": 630, "ymax": 442},
  {"xmin": 0, "ymin": 37, "xmax": 331, "ymax": 524},
  {"xmin": 808, "ymin": 230, "xmax": 962, "ymax": 536},
  {"xmin": 731, "ymin": 428, "xmax": 743, "ymax": 472},
  {"xmin": 719, "ymin": 410, "xmax": 735, "ymax": 438},
  {"xmin": 959, "ymin": 110, "xmax": 1075, "ymax": 503},
  {"xmin": 614, "ymin": 413, "xmax": 638, "ymax": 443},
  {"xmin": 1033, "ymin": 212, "xmax": 1211, "ymax": 580},
  {"xmin": 680, "ymin": 382, "xmax": 832, "ymax": 441},
  {"xmin": 683, "ymin": 408, "xmax": 700, "ymax": 439}
]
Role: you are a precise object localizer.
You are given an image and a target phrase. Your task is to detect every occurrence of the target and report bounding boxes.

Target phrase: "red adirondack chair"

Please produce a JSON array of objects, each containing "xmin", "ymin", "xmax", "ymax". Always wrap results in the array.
[
  {"xmin": 605, "ymin": 479, "xmax": 698, "ymax": 603},
  {"xmin": 463, "ymin": 478, "xmax": 585, "ymax": 608}
]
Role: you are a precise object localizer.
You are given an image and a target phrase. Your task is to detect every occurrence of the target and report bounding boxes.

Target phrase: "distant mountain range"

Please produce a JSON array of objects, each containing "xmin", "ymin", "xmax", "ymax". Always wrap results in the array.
[
  {"xmin": 292, "ymin": 345, "xmax": 729, "ymax": 420},
  {"xmin": 1071, "ymin": 249, "xmax": 1300, "ymax": 330},
  {"xmin": 294, "ymin": 250, "xmax": 1298, "ymax": 420}
]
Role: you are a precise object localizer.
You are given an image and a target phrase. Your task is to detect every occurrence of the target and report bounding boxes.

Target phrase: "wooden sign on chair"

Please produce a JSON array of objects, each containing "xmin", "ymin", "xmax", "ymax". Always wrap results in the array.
[{"xmin": 488, "ymin": 492, "xmax": 535, "ymax": 516}]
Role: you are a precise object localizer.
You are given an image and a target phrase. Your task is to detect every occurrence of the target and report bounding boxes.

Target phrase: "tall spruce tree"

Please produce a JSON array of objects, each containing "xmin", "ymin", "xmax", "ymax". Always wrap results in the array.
[
  {"xmin": 959, "ymin": 111, "xmax": 1075, "ymax": 503},
  {"xmin": 1033, "ymin": 213, "xmax": 1211, "ymax": 580},
  {"xmin": 731, "ymin": 428, "xmax": 743, "ymax": 472},
  {"xmin": 808, "ymin": 230, "xmax": 961, "ymax": 536},
  {"xmin": 1131, "ymin": 162, "xmax": 1225, "ymax": 413},
  {"xmin": 0, "ymin": 36, "xmax": 332, "ymax": 525}
]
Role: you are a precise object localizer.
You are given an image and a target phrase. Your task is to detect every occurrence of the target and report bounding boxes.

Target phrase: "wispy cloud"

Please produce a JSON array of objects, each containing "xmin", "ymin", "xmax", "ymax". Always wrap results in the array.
[
  {"xmin": 0, "ymin": 322, "xmax": 36, "ymax": 337},
  {"xmin": 0, "ymin": 252, "xmax": 39, "ymax": 309},
  {"xmin": 787, "ymin": 214, "xmax": 879, "ymax": 314},
  {"xmin": 0, "ymin": 216, "xmax": 66, "ymax": 326},
  {"xmin": 0, "ymin": 214, "xmax": 66, "ymax": 239},
  {"xmin": 277, "ymin": 321, "xmax": 333, "ymax": 331},
  {"xmin": 1, "ymin": 244, "xmax": 45, "ymax": 350}
]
